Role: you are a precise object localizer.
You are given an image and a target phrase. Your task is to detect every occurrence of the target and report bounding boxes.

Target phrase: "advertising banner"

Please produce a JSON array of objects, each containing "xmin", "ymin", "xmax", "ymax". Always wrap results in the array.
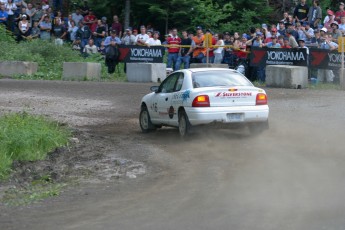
[
  {"xmin": 309, "ymin": 48, "xmax": 343, "ymax": 70},
  {"xmin": 118, "ymin": 45, "xmax": 166, "ymax": 63},
  {"xmin": 250, "ymin": 47, "xmax": 308, "ymax": 67}
]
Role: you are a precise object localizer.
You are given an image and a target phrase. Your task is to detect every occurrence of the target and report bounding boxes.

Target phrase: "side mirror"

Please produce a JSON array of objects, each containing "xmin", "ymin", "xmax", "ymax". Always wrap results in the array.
[{"xmin": 150, "ymin": 86, "xmax": 160, "ymax": 93}]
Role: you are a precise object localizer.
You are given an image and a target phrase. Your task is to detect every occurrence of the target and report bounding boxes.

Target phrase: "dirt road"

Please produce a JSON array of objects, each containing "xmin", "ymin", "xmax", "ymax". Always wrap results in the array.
[{"xmin": 1, "ymin": 79, "xmax": 345, "ymax": 230}]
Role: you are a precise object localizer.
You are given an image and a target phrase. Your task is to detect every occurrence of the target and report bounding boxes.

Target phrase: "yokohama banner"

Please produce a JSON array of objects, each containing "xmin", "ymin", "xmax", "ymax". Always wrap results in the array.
[
  {"xmin": 250, "ymin": 47, "xmax": 308, "ymax": 67},
  {"xmin": 118, "ymin": 45, "xmax": 166, "ymax": 63},
  {"xmin": 309, "ymin": 48, "xmax": 343, "ymax": 70}
]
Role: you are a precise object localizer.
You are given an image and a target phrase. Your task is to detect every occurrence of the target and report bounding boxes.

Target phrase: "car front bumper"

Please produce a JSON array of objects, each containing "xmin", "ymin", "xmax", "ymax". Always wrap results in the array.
[{"xmin": 185, "ymin": 105, "xmax": 269, "ymax": 126}]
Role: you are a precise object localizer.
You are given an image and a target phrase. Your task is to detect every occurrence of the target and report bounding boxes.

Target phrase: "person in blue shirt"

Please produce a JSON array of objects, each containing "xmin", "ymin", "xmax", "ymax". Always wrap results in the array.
[
  {"xmin": 104, "ymin": 29, "xmax": 121, "ymax": 74},
  {"xmin": 0, "ymin": 3, "xmax": 8, "ymax": 25},
  {"xmin": 266, "ymin": 36, "xmax": 281, "ymax": 48}
]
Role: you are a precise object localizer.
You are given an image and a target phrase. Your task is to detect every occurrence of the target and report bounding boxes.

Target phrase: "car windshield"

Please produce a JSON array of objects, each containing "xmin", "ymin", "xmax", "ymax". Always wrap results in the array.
[{"xmin": 192, "ymin": 70, "xmax": 253, "ymax": 88}]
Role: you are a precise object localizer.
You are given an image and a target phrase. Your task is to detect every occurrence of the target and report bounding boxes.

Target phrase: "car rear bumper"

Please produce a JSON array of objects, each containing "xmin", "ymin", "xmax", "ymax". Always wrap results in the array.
[{"xmin": 185, "ymin": 105, "xmax": 269, "ymax": 126}]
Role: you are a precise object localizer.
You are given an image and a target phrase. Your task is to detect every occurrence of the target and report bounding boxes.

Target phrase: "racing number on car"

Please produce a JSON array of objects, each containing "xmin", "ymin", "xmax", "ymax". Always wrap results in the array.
[{"xmin": 152, "ymin": 102, "xmax": 158, "ymax": 112}]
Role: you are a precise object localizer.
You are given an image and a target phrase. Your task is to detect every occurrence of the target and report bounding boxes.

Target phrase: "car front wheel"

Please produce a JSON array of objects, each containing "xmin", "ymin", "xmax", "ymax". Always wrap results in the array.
[
  {"xmin": 178, "ymin": 110, "xmax": 191, "ymax": 137},
  {"xmin": 139, "ymin": 106, "xmax": 155, "ymax": 133}
]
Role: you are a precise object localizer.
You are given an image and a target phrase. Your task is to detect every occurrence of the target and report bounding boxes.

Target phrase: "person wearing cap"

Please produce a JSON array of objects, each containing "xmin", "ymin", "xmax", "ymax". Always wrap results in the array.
[
  {"xmin": 104, "ymin": 29, "xmax": 122, "ymax": 74},
  {"xmin": 310, "ymin": 29, "xmax": 321, "ymax": 45},
  {"xmin": 265, "ymin": 35, "xmax": 281, "ymax": 48},
  {"xmin": 293, "ymin": 0, "xmax": 309, "ymax": 22},
  {"xmin": 296, "ymin": 22, "xmax": 307, "ymax": 42},
  {"xmin": 145, "ymin": 31, "xmax": 161, "ymax": 47},
  {"xmin": 264, "ymin": 27, "xmax": 278, "ymax": 43},
  {"xmin": 167, "ymin": 28, "xmax": 181, "ymax": 70},
  {"xmin": 93, "ymin": 19, "xmax": 106, "ymax": 47},
  {"xmin": 324, "ymin": 9, "xmax": 336, "ymax": 31},
  {"xmin": 335, "ymin": 2, "xmax": 345, "ymax": 23},
  {"xmin": 298, "ymin": 38, "xmax": 309, "ymax": 53},
  {"xmin": 318, "ymin": 34, "xmax": 338, "ymax": 83},
  {"xmin": 121, "ymin": 27, "xmax": 136, "ymax": 45},
  {"xmin": 300, "ymin": 21, "xmax": 314, "ymax": 43},
  {"xmin": 111, "ymin": 15, "xmax": 122, "ymax": 38},
  {"xmin": 135, "ymin": 25, "xmax": 149, "ymax": 45},
  {"xmin": 307, "ymin": 0, "xmax": 322, "ymax": 29},
  {"xmin": 17, "ymin": 14, "xmax": 30, "ymax": 41},
  {"xmin": 330, "ymin": 21, "xmax": 342, "ymax": 42},
  {"xmin": 281, "ymin": 37, "xmax": 292, "ymax": 48}
]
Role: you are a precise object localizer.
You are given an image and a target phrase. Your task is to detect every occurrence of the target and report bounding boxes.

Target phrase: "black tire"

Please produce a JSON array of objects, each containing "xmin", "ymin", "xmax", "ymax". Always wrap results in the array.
[
  {"xmin": 178, "ymin": 110, "xmax": 191, "ymax": 137},
  {"xmin": 249, "ymin": 120, "xmax": 269, "ymax": 135},
  {"xmin": 139, "ymin": 106, "xmax": 155, "ymax": 133}
]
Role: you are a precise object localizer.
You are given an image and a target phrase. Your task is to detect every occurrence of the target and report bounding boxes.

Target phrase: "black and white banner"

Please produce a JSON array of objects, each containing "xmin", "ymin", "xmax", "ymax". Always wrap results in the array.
[{"xmin": 118, "ymin": 45, "xmax": 166, "ymax": 63}]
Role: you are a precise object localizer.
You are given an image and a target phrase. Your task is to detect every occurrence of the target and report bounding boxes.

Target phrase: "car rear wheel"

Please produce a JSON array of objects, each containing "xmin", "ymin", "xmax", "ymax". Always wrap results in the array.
[
  {"xmin": 139, "ymin": 106, "xmax": 155, "ymax": 133},
  {"xmin": 178, "ymin": 110, "xmax": 191, "ymax": 137},
  {"xmin": 249, "ymin": 120, "xmax": 269, "ymax": 135}
]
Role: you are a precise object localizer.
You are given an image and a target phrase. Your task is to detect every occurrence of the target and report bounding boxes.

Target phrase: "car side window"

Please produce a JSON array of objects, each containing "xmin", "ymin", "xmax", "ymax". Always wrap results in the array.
[
  {"xmin": 174, "ymin": 73, "xmax": 184, "ymax": 92},
  {"xmin": 160, "ymin": 73, "xmax": 180, "ymax": 93}
]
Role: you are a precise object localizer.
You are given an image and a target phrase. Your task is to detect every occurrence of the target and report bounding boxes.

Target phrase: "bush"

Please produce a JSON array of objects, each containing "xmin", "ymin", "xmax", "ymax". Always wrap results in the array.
[{"xmin": 0, "ymin": 112, "xmax": 71, "ymax": 180}]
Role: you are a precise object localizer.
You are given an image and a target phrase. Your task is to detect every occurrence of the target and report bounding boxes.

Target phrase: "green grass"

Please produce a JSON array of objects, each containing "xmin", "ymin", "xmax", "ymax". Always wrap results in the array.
[
  {"xmin": 308, "ymin": 82, "xmax": 342, "ymax": 90},
  {"xmin": 0, "ymin": 112, "xmax": 71, "ymax": 180}
]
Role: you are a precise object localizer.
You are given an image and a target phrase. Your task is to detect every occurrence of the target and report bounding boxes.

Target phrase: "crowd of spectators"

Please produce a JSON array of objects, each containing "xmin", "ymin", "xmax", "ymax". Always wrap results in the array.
[{"xmin": 0, "ymin": 0, "xmax": 343, "ymax": 81}]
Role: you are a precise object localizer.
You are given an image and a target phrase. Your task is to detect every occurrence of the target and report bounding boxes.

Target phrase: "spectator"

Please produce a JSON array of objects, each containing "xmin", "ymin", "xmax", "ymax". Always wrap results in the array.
[
  {"xmin": 330, "ymin": 21, "xmax": 342, "ymax": 43},
  {"xmin": 251, "ymin": 31, "xmax": 265, "ymax": 82},
  {"xmin": 293, "ymin": 0, "xmax": 309, "ymax": 23},
  {"xmin": 72, "ymin": 37, "xmax": 82, "ymax": 52},
  {"xmin": 298, "ymin": 38, "xmax": 309, "ymax": 54},
  {"xmin": 72, "ymin": 8, "xmax": 83, "ymax": 25},
  {"xmin": 324, "ymin": 9, "xmax": 335, "ymax": 31},
  {"xmin": 308, "ymin": 0, "xmax": 322, "ymax": 29},
  {"xmin": 277, "ymin": 35, "xmax": 284, "ymax": 46},
  {"xmin": 68, "ymin": 20, "xmax": 78, "ymax": 42},
  {"xmin": 93, "ymin": 19, "xmax": 106, "ymax": 47},
  {"xmin": 39, "ymin": 14, "xmax": 51, "ymax": 40},
  {"xmin": 52, "ymin": 18, "xmax": 66, "ymax": 45},
  {"xmin": 278, "ymin": 22, "xmax": 286, "ymax": 36},
  {"xmin": 83, "ymin": 9, "xmax": 97, "ymax": 32},
  {"xmin": 30, "ymin": 20, "xmax": 40, "ymax": 39},
  {"xmin": 111, "ymin": 15, "xmax": 122, "ymax": 38},
  {"xmin": 191, "ymin": 26, "xmax": 206, "ymax": 64},
  {"xmin": 310, "ymin": 29, "xmax": 321, "ymax": 46},
  {"xmin": 301, "ymin": 22, "xmax": 314, "ymax": 43},
  {"xmin": 53, "ymin": 10, "xmax": 63, "ymax": 26},
  {"xmin": 281, "ymin": 37, "xmax": 292, "ymax": 48},
  {"xmin": 167, "ymin": 28, "xmax": 181, "ymax": 70},
  {"xmin": 147, "ymin": 30, "xmax": 152, "ymax": 38},
  {"xmin": 318, "ymin": 34, "xmax": 338, "ymax": 83},
  {"xmin": 203, "ymin": 29, "xmax": 216, "ymax": 63},
  {"xmin": 145, "ymin": 31, "xmax": 161, "ymax": 47},
  {"xmin": 213, "ymin": 33, "xmax": 224, "ymax": 64},
  {"xmin": 4, "ymin": 0, "xmax": 16, "ymax": 31},
  {"xmin": 41, "ymin": 0, "xmax": 49, "ymax": 11},
  {"xmin": 0, "ymin": 3, "xmax": 8, "ymax": 26},
  {"xmin": 132, "ymin": 29, "xmax": 138, "ymax": 36},
  {"xmin": 76, "ymin": 21, "xmax": 92, "ymax": 48},
  {"xmin": 25, "ymin": 3, "xmax": 35, "ymax": 26},
  {"xmin": 296, "ymin": 22, "xmax": 307, "ymax": 42},
  {"xmin": 18, "ymin": 14, "xmax": 30, "ymax": 41},
  {"xmin": 264, "ymin": 27, "xmax": 278, "ymax": 43},
  {"xmin": 286, "ymin": 28, "xmax": 298, "ymax": 48},
  {"xmin": 135, "ymin": 25, "xmax": 149, "ymax": 45},
  {"xmin": 98, "ymin": 40, "xmax": 106, "ymax": 57},
  {"xmin": 239, "ymin": 34, "xmax": 248, "ymax": 51},
  {"xmin": 286, "ymin": 22, "xmax": 299, "ymax": 40},
  {"xmin": 121, "ymin": 27, "xmax": 136, "ymax": 45},
  {"xmin": 176, "ymin": 30, "xmax": 193, "ymax": 69},
  {"xmin": 265, "ymin": 35, "xmax": 281, "ymax": 48},
  {"xmin": 13, "ymin": 0, "xmax": 22, "ymax": 14},
  {"xmin": 104, "ymin": 29, "xmax": 121, "ymax": 74},
  {"xmin": 335, "ymin": 2, "xmax": 345, "ymax": 23},
  {"xmin": 101, "ymin": 16, "xmax": 108, "ymax": 35},
  {"xmin": 83, "ymin": 38, "xmax": 98, "ymax": 54},
  {"xmin": 31, "ymin": 3, "xmax": 43, "ymax": 23},
  {"xmin": 339, "ymin": 16, "xmax": 345, "ymax": 35},
  {"xmin": 80, "ymin": 0, "xmax": 89, "ymax": 16}
]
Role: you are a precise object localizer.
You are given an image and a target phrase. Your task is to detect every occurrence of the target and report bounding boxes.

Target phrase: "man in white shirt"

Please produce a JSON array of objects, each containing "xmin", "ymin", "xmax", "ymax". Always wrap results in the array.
[
  {"xmin": 135, "ymin": 25, "xmax": 149, "ymax": 45},
  {"xmin": 145, "ymin": 31, "xmax": 161, "ymax": 47}
]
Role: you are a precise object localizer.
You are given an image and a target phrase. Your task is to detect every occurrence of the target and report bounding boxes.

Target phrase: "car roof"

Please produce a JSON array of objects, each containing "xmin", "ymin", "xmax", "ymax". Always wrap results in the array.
[{"xmin": 185, "ymin": 68, "xmax": 239, "ymax": 73}]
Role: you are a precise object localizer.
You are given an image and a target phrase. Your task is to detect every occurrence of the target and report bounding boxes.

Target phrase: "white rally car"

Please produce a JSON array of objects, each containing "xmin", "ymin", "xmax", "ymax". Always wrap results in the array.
[{"xmin": 139, "ymin": 68, "xmax": 269, "ymax": 136}]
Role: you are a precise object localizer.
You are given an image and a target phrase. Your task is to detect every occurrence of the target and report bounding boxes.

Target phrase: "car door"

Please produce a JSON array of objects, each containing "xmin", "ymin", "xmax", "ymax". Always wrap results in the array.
[
  {"xmin": 169, "ymin": 73, "xmax": 185, "ymax": 126},
  {"xmin": 152, "ymin": 73, "xmax": 180, "ymax": 124}
]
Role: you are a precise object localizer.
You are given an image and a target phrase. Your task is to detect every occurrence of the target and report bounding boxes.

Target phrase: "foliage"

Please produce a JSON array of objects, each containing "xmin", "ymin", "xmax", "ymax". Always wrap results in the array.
[{"xmin": 0, "ymin": 112, "xmax": 71, "ymax": 180}]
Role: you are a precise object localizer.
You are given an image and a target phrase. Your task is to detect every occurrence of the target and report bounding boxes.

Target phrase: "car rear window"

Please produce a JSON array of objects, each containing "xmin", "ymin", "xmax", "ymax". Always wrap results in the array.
[{"xmin": 192, "ymin": 71, "xmax": 253, "ymax": 88}]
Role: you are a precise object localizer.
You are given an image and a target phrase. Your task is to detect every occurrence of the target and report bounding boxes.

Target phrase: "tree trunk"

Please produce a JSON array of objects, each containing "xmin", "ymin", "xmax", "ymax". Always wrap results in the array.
[{"xmin": 124, "ymin": 0, "xmax": 130, "ymax": 29}]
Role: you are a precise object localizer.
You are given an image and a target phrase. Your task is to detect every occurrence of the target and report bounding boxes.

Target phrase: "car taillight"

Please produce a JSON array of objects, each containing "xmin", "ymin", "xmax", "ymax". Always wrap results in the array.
[
  {"xmin": 256, "ymin": 93, "xmax": 268, "ymax": 105},
  {"xmin": 192, "ymin": 95, "xmax": 210, "ymax": 107}
]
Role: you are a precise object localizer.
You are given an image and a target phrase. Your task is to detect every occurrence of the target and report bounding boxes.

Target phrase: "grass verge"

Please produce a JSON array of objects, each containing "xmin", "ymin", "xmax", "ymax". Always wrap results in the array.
[{"xmin": 0, "ymin": 112, "xmax": 71, "ymax": 180}]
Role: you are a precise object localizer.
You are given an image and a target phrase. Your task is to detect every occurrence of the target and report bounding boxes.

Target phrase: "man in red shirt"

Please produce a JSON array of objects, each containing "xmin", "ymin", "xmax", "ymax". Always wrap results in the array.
[
  {"xmin": 281, "ymin": 37, "xmax": 292, "ymax": 48},
  {"xmin": 111, "ymin": 15, "xmax": 122, "ymax": 38},
  {"xmin": 83, "ymin": 10, "xmax": 97, "ymax": 32},
  {"xmin": 167, "ymin": 28, "xmax": 181, "ymax": 71}
]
